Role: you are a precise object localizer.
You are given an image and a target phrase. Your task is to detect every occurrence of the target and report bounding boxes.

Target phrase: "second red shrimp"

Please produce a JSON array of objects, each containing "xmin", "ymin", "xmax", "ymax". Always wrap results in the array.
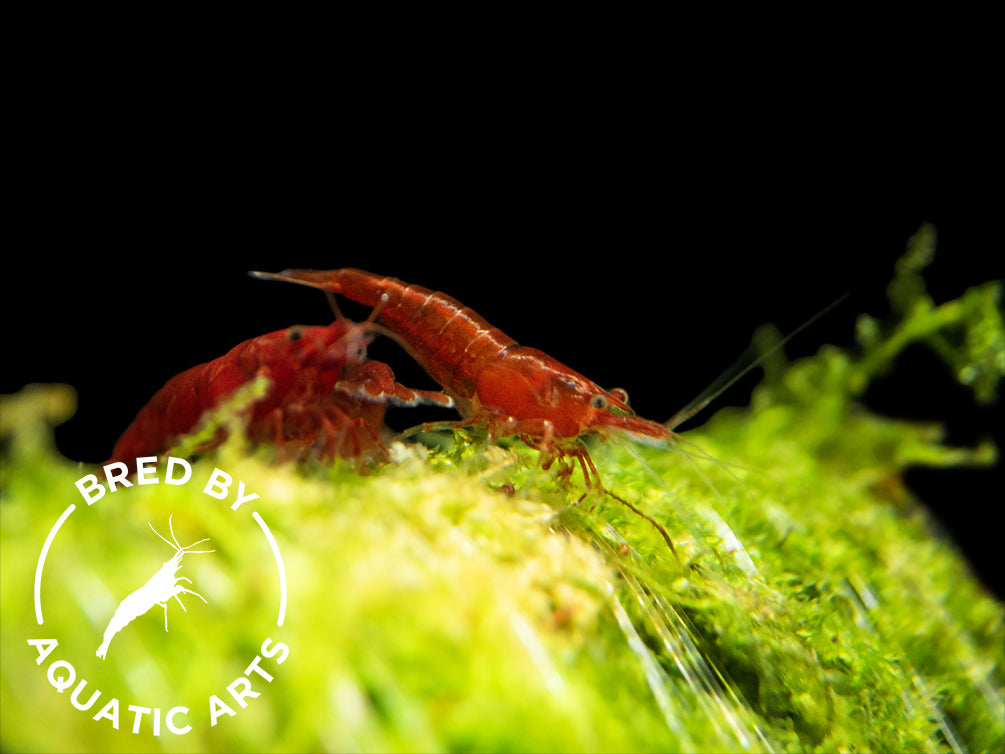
[{"xmin": 105, "ymin": 318, "xmax": 451, "ymax": 474}]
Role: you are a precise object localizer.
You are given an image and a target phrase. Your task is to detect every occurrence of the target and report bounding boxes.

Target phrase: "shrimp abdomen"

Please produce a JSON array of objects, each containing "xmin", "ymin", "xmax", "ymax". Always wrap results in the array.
[{"xmin": 265, "ymin": 269, "xmax": 516, "ymax": 413}]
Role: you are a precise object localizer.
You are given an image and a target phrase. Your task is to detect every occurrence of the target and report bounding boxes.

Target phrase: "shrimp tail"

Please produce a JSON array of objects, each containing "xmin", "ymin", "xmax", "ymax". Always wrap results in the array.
[
  {"xmin": 95, "ymin": 589, "xmax": 149, "ymax": 658},
  {"xmin": 252, "ymin": 269, "xmax": 514, "ymax": 415}
]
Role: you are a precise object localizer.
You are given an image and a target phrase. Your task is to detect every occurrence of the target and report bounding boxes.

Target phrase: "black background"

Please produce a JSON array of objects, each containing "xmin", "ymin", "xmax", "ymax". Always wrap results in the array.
[{"xmin": 3, "ymin": 65, "xmax": 1001, "ymax": 600}]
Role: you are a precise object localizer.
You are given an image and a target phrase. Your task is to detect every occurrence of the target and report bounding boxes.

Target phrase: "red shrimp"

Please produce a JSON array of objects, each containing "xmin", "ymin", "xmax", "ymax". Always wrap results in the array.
[
  {"xmin": 250, "ymin": 269, "xmax": 680, "ymax": 548},
  {"xmin": 248, "ymin": 269, "xmax": 683, "ymax": 547},
  {"xmin": 106, "ymin": 320, "xmax": 390, "ymax": 471},
  {"xmin": 108, "ymin": 313, "xmax": 456, "ymax": 473},
  {"xmin": 107, "ymin": 313, "xmax": 456, "ymax": 478}
]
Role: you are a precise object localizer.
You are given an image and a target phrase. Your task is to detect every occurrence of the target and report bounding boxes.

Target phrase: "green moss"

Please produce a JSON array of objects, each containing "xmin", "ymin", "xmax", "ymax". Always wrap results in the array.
[{"xmin": 2, "ymin": 226, "xmax": 1002, "ymax": 752}]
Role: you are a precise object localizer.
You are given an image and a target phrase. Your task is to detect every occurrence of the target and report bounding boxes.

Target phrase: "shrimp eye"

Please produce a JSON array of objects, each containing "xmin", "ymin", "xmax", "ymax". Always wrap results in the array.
[
  {"xmin": 589, "ymin": 394, "xmax": 609, "ymax": 410},
  {"xmin": 286, "ymin": 326, "xmax": 304, "ymax": 341},
  {"xmin": 610, "ymin": 387, "xmax": 630, "ymax": 406}
]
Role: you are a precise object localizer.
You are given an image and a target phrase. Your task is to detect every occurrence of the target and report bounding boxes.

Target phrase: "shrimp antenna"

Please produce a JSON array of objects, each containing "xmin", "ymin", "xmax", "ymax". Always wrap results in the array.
[
  {"xmin": 324, "ymin": 286, "xmax": 386, "ymax": 328},
  {"xmin": 325, "ymin": 290, "xmax": 345, "ymax": 322},
  {"xmin": 666, "ymin": 292, "xmax": 850, "ymax": 431},
  {"xmin": 365, "ymin": 292, "xmax": 390, "ymax": 324},
  {"xmin": 313, "ymin": 279, "xmax": 384, "ymax": 327},
  {"xmin": 148, "ymin": 515, "xmax": 214, "ymax": 553},
  {"xmin": 148, "ymin": 515, "xmax": 180, "ymax": 551}
]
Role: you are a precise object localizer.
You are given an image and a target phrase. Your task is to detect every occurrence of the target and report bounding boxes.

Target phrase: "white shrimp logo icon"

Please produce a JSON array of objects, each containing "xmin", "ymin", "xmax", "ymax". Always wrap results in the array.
[{"xmin": 96, "ymin": 515, "xmax": 214, "ymax": 660}]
